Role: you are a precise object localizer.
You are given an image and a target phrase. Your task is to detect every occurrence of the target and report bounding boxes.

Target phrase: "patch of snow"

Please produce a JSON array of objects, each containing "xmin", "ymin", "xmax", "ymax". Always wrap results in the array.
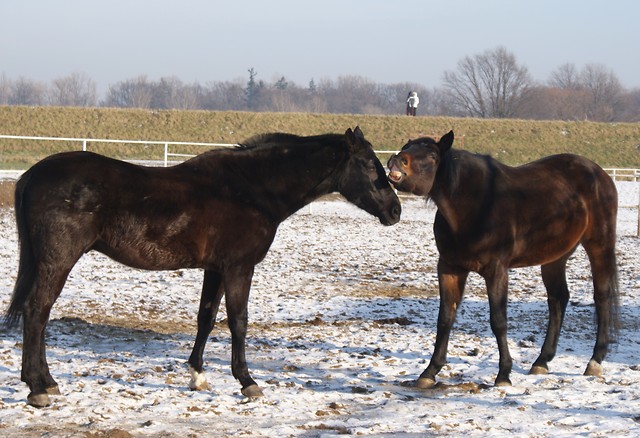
[{"xmin": 0, "ymin": 183, "xmax": 639, "ymax": 437}]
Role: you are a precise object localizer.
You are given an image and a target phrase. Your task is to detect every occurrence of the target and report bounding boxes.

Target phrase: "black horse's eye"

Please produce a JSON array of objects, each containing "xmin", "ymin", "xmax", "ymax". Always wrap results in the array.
[{"xmin": 366, "ymin": 160, "xmax": 377, "ymax": 172}]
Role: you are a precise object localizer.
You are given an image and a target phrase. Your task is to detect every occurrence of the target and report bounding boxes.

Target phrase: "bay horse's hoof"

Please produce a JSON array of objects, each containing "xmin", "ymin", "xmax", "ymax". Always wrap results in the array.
[
  {"xmin": 529, "ymin": 365, "xmax": 548, "ymax": 375},
  {"xmin": 584, "ymin": 359, "xmax": 603, "ymax": 377},
  {"xmin": 241, "ymin": 384, "xmax": 264, "ymax": 398},
  {"xmin": 27, "ymin": 392, "xmax": 51, "ymax": 408},
  {"xmin": 416, "ymin": 377, "xmax": 436, "ymax": 389}
]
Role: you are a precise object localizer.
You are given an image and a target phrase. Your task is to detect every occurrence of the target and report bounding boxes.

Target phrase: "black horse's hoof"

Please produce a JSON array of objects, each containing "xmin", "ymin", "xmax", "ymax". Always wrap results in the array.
[
  {"xmin": 494, "ymin": 378, "xmax": 512, "ymax": 387},
  {"xmin": 241, "ymin": 384, "xmax": 264, "ymax": 398},
  {"xmin": 416, "ymin": 377, "xmax": 436, "ymax": 389}
]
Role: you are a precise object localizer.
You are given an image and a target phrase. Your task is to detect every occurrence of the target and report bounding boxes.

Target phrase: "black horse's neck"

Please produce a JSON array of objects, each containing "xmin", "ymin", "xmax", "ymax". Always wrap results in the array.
[{"xmin": 188, "ymin": 136, "xmax": 347, "ymax": 223}]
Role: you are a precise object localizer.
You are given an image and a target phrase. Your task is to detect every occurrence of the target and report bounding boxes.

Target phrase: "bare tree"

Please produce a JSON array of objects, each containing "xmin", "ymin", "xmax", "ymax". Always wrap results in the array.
[
  {"xmin": 200, "ymin": 79, "xmax": 246, "ymax": 110},
  {"xmin": 102, "ymin": 76, "xmax": 153, "ymax": 108},
  {"xmin": 48, "ymin": 72, "xmax": 97, "ymax": 106},
  {"xmin": 443, "ymin": 46, "xmax": 532, "ymax": 118},
  {"xmin": 517, "ymin": 85, "xmax": 590, "ymax": 120},
  {"xmin": 0, "ymin": 73, "xmax": 10, "ymax": 104},
  {"xmin": 548, "ymin": 63, "xmax": 581, "ymax": 89},
  {"xmin": 152, "ymin": 76, "xmax": 201, "ymax": 109},
  {"xmin": 9, "ymin": 77, "xmax": 47, "ymax": 105},
  {"xmin": 580, "ymin": 63, "xmax": 623, "ymax": 121}
]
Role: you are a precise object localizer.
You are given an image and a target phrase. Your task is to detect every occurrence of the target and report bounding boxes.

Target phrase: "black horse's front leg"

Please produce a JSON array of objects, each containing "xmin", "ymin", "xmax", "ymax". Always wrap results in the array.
[
  {"xmin": 223, "ymin": 265, "xmax": 263, "ymax": 397},
  {"xmin": 187, "ymin": 270, "xmax": 224, "ymax": 391},
  {"xmin": 418, "ymin": 265, "xmax": 468, "ymax": 388}
]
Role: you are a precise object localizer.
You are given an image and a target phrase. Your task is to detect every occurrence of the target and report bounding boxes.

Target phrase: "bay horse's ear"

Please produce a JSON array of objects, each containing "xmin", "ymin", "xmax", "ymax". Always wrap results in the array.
[{"xmin": 438, "ymin": 130, "xmax": 454, "ymax": 154}]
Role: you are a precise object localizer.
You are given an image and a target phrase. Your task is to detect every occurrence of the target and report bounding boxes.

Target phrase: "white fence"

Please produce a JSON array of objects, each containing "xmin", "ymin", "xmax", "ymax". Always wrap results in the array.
[
  {"xmin": 0, "ymin": 134, "xmax": 235, "ymax": 167},
  {"xmin": 1, "ymin": 134, "xmax": 639, "ymax": 235}
]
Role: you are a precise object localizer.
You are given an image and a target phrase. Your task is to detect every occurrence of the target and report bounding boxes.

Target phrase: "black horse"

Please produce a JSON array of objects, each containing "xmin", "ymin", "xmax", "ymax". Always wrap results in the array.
[
  {"xmin": 5, "ymin": 127, "xmax": 401, "ymax": 407},
  {"xmin": 387, "ymin": 130, "xmax": 619, "ymax": 388}
]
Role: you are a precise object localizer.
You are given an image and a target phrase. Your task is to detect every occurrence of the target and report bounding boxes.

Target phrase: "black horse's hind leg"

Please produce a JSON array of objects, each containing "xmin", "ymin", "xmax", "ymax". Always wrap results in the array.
[
  {"xmin": 530, "ymin": 257, "xmax": 571, "ymax": 375},
  {"xmin": 187, "ymin": 270, "xmax": 224, "ymax": 391},
  {"xmin": 223, "ymin": 264, "xmax": 263, "ymax": 397},
  {"xmin": 22, "ymin": 267, "xmax": 74, "ymax": 407},
  {"xmin": 484, "ymin": 264, "xmax": 513, "ymax": 386},
  {"xmin": 417, "ymin": 265, "xmax": 468, "ymax": 388}
]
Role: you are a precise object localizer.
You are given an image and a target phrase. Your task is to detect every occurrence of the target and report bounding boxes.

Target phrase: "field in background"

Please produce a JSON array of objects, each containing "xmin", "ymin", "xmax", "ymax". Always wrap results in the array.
[{"xmin": 1, "ymin": 106, "xmax": 640, "ymax": 169}]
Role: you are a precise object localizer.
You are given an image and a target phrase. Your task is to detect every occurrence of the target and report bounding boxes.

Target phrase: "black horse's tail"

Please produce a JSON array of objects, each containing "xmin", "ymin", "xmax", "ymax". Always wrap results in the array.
[{"xmin": 4, "ymin": 171, "xmax": 37, "ymax": 329}]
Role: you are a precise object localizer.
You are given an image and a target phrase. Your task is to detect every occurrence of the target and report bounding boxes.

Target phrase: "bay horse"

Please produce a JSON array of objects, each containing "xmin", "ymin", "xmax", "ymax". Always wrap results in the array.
[
  {"xmin": 4, "ymin": 127, "xmax": 401, "ymax": 407},
  {"xmin": 387, "ymin": 130, "xmax": 619, "ymax": 388}
]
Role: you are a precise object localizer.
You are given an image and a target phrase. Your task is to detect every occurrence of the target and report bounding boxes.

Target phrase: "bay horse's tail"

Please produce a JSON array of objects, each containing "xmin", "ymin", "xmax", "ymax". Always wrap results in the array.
[
  {"xmin": 608, "ymin": 255, "xmax": 621, "ymax": 344},
  {"xmin": 4, "ymin": 171, "xmax": 36, "ymax": 329}
]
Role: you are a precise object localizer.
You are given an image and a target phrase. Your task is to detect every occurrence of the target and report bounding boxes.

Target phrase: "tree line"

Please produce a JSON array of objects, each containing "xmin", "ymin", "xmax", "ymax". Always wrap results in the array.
[{"xmin": 1, "ymin": 46, "xmax": 638, "ymax": 122}]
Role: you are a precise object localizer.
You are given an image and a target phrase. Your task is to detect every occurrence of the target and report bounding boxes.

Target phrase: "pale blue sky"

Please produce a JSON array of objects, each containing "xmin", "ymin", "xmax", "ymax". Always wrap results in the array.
[{"xmin": 2, "ymin": 0, "xmax": 638, "ymax": 94}]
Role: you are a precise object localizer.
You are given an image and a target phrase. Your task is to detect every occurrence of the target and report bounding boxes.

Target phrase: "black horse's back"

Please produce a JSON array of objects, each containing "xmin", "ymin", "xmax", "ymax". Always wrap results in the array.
[{"xmin": 6, "ymin": 128, "xmax": 401, "ymax": 407}]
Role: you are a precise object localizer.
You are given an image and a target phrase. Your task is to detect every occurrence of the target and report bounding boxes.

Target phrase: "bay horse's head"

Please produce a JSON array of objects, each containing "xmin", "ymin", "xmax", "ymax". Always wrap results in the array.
[
  {"xmin": 387, "ymin": 130, "xmax": 454, "ymax": 196},
  {"xmin": 338, "ymin": 127, "xmax": 401, "ymax": 225}
]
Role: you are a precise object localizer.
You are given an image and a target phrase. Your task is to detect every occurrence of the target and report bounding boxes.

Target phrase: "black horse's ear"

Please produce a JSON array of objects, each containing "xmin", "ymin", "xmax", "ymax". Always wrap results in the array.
[
  {"xmin": 438, "ymin": 130, "xmax": 454, "ymax": 153},
  {"xmin": 345, "ymin": 127, "xmax": 364, "ymax": 153}
]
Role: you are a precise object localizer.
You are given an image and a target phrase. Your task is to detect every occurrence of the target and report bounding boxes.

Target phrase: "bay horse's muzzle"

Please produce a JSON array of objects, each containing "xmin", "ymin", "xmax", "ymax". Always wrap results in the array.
[{"xmin": 387, "ymin": 154, "xmax": 408, "ymax": 185}]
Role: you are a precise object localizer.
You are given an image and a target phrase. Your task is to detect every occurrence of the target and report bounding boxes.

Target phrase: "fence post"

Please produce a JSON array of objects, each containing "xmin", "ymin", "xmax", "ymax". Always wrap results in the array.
[{"xmin": 164, "ymin": 143, "xmax": 169, "ymax": 167}]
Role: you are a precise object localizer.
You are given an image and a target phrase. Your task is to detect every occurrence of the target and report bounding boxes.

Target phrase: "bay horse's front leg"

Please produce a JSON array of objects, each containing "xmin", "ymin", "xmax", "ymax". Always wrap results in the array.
[
  {"xmin": 187, "ymin": 270, "xmax": 224, "ymax": 391},
  {"xmin": 223, "ymin": 265, "xmax": 263, "ymax": 397},
  {"xmin": 417, "ymin": 263, "xmax": 468, "ymax": 389},
  {"xmin": 484, "ymin": 264, "xmax": 513, "ymax": 386}
]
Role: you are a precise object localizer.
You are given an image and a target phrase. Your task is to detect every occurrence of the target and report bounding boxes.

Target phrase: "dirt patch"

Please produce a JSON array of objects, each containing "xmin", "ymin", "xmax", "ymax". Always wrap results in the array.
[{"xmin": 0, "ymin": 180, "xmax": 14, "ymax": 208}]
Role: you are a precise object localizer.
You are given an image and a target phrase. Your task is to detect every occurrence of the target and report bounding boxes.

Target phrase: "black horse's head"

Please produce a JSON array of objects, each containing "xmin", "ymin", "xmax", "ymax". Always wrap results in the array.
[
  {"xmin": 338, "ymin": 127, "xmax": 401, "ymax": 225},
  {"xmin": 387, "ymin": 130, "xmax": 454, "ymax": 197}
]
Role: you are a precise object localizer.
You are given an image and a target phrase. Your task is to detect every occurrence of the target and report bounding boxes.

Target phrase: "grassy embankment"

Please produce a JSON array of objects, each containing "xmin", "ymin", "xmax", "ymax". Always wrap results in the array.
[{"xmin": 1, "ymin": 106, "xmax": 639, "ymax": 169}]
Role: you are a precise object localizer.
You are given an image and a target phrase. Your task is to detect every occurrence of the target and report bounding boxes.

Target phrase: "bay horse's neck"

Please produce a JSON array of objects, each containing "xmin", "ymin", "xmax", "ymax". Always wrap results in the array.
[{"xmin": 430, "ymin": 150, "xmax": 493, "ymax": 235}]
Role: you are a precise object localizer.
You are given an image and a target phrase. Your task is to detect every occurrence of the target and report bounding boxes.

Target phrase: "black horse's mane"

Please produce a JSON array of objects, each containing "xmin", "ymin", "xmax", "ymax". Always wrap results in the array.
[{"xmin": 237, "ymin": 132, "xmax": 343, "ymax": 150}]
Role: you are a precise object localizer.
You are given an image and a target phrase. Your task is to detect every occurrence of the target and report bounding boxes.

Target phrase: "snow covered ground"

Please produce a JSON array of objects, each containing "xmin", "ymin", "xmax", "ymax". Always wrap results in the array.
[{"xmin": 0, "ymin": 182, "xmax": 638, "ymax": 437}]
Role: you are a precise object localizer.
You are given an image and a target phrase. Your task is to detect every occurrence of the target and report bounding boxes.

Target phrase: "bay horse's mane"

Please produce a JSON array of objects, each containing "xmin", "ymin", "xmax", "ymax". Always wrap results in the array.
[{"xmin": 405, "ymin": 135, "xmax": 500, "ymax": 201}]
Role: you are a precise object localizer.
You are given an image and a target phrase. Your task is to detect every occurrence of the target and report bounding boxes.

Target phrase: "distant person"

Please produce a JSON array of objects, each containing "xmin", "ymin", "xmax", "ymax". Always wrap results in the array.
[{"xmin": 406, "ymin": 91, "xmax": 419, "ymax": 116}]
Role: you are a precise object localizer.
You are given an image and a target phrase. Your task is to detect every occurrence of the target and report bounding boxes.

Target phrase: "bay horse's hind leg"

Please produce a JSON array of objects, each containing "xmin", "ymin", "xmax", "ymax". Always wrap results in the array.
[
  {"xmin": 582, "ymin": 241, "xmax": 620, "ymax": 377},
  {"xmin": 187, "ymin": 270, "xmax": 224, "ymax": 391},
  {"xmin": 530, "ymin": 256, "xmax": 571, "ymax": 375}
]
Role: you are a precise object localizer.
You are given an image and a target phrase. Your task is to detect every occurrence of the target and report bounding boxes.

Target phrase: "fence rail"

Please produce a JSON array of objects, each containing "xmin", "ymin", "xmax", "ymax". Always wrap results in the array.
[
  {"xmin": 2, "ymin": 134, "xmax": 639, "ymax": 177},
  {"xmin": 2, "ymin": 134, "xmax": 639, "ymax": 235}
]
